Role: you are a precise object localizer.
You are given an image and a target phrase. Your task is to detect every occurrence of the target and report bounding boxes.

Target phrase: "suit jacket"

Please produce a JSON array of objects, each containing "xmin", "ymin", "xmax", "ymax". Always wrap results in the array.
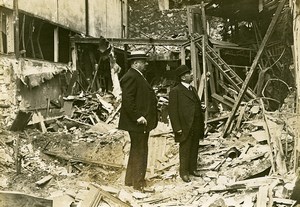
[
  {"xmin": 118, "ymin": 68, "xmax": 158, "ymax": 132},
  {"xmin": 168, "ymin": 83, "xmax": 204, "ymax": 142}
]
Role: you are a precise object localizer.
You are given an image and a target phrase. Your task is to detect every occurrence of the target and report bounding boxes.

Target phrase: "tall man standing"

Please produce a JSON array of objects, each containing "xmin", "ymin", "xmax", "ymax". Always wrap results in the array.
[
  {"xmin": 168, "ymin": 65, "xmax": 205, "ymax": 183},
  {"xmin": 118, "ymin": 50, "xmax": 158, "ymax": 191}
]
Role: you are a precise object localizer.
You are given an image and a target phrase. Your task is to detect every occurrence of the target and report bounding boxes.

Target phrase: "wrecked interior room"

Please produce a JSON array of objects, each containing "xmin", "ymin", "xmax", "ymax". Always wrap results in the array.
[{"xmin": 1, "ymin": 0, "xmax": 300, "ymax": 206}]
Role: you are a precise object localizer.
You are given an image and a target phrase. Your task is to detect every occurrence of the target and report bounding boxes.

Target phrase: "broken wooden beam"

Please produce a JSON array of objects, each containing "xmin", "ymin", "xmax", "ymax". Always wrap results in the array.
[
  {"xmin": 0, "ymin": 191, "xmax": 53, "ymax": 207},
  {"xmin": 257, "ymin": 185, "xmax": 269, "ymax": 207},
  {"xmin": 222, "ymin": 0, "xmax": 287, "ymax": 137},
  {"xmin": 80, "ymin": 184, "xmax": 102, "ymax": 207},
  {"xmin": 64, "ymin": 116, "xmax": 92, "ymax": 127},
  {"xmin": 105, "ymin": 104, "xmax": 121, "ymax": 124},
  {"xmin": 211, "ymin": 93, "xmax": 233, "ymax": 108},
  {"xmin": 10, "ymin": 110, "xmax": 32, "ymax": 131},
  {"xmin": 91, "ymin": 183, "xmax": 131, "ymax": 207},
  {"xmin": 35, "ymin": 175, "xmax": 53, "ymax": 186},
  {"xmin": 43, "ymin": 150, "xmax": 123, "ymax": 169}
]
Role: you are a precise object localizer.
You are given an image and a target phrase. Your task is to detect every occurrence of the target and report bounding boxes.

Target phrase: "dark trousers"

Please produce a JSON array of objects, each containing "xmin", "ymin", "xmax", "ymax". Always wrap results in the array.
[
  {"xmin": 125, "ymin": 131, "xmax": 149, "ymax": 189},
  {"xmin": 179, "ymin": 116, "xmax": 203, "ymax": 177}
]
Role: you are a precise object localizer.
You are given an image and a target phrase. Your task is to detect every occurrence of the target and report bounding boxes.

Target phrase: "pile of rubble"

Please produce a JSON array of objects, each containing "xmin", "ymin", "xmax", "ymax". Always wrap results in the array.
[{"xmin": 0, "ymin": 90, "xmax": 300, "ymax": 207}]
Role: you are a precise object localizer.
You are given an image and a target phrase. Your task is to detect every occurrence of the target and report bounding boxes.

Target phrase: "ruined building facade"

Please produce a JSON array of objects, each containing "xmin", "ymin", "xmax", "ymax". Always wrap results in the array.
[{"xmin": 0, "ymin": 0, "xmax": 128, "ymax": 124}]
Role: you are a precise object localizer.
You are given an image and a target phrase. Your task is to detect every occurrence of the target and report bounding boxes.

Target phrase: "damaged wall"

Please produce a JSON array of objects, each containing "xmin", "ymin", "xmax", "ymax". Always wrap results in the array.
[
  {"xmin": 128, "ymin": 0, "xmax": 188, "ymax": 39},
  {"xmin": 0, "ymin": 0, "xmax": 127, "ymax": 37},
  {"xmin": 0, "ymin": 54, "xmax": 68, "ymax": 125},
  {"xmin": 89, "ymin": 0, "xmax": 127, "ymax": 38},
  {"xmin": 15, "ymin": 59, "xmax": 69, "ymax": 111},
  {"xmin": 0, "ymin": 55, "xmax": 18, "ymax": 125}
]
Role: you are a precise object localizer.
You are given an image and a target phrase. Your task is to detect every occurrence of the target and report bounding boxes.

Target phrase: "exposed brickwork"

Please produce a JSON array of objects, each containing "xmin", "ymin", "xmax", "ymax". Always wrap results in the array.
[{"xmin": 128, "ymin": 0, "xmax": 188, "ymax": 39}]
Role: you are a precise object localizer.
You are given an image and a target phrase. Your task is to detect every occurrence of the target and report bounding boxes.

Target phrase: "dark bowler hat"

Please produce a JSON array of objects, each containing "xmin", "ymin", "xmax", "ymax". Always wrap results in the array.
[
  {"xmin": 176, "ymin": 65, "xmax": 191, "ymax": 77},
  {"xmin": 128, "ymin": 50, "xmax": 148, "ymax": 60}
]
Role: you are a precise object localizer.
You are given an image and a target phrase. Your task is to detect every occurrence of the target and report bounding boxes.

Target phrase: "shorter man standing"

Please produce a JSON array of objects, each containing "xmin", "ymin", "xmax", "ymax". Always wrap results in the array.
[{"xmin": 168, "ymin": 65, "xmax": 205, "ymax": 183}]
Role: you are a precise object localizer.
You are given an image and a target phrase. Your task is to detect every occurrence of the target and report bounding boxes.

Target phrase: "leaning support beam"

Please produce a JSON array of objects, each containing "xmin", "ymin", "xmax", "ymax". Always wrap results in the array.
[{"xmin": 222, "ymin": 0, "xmax": 287, "ymax": 137}]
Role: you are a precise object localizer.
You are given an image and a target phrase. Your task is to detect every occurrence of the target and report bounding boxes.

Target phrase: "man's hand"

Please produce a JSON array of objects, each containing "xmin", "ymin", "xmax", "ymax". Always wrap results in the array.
[
  {"xmin": 201, "ymin": 102, "xmax": 206, "ymax": 110},
  {"xmin": 137, "ymin": 116, "xmax": 147, "ymax": 125},
  {"xmin": 176, "ymin": 130, "xmax": 182, "ymax": 135}
]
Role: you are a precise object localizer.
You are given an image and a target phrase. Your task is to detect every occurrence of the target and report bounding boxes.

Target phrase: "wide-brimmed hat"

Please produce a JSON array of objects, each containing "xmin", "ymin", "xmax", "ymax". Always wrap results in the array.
[
  {"xmin": 176, "ymin": 65, "xmax": 191, "ymax": 77},
  {"xmin": 128, "ymin": 50, "xmax": 148, "ymax": 60}
]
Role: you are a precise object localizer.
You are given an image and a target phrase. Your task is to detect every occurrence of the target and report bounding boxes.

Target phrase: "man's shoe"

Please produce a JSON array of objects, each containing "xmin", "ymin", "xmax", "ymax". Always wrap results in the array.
[
  {"xmin": 181, "ymin": 175, "xmax": 191, "ymax": 182},
  {"xmin": 133, "ymin": 185, "xmax": 145, "ymax": 192},
  {"xmin": 190, "ymin": 170, "xmax": 202, "ymax": 177}
]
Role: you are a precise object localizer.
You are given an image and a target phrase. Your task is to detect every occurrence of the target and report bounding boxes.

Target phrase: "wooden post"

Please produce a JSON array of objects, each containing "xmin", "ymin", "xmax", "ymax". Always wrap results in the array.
[
  {"xmin": 6, "ymin": 11, "xmax": 15, "ymax": 53},
  {"xmin": 13, "ymin": 0, "xmax": 19, "ymax": 59},
  {"xmin": 0, "ymin": 11, "xmax": 3, "ymax": 53},
  {"xmin": 190, "ymin": 41, "xmax": 198, "ymax": 88},
  {"xmin": 180, "ymin": 46, "xmax": 186, "ymax": 65},
  {"xmin": 70, "ymin": 41, "xmax": 77, "ymax": 72},
  {"xmin": 222, "ymin": 0, "xmax": 287, "ymax": 137},
  {"xmin": 201, "ymin": 2, "xmax": 208, "ymax": 125},
  {"xmin": 293, "ymin": 0, "xmax": 300, "ymax": 171},
  {"xmin": 54, "ymin": 27, "xmax": 59, "ymax": 62}
]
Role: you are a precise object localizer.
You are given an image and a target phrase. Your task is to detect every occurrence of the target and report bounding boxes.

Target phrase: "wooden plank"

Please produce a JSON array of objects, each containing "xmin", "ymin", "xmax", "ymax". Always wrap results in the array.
[
  {"xmin": 36, "ymin": 112, "xmax": 47, "ymax": 133},
  {"xmin": 207, "ymin": 61, "xmax": 216, "ymax": 94},
  {"xmin": 190, "ymin": 41, "xmax": 199, "ymax": 88},
  {"xmin": 273, "ymin": 198, "xmax": 297, "ymax": 205},
  {"xmin": 91, "ymin": 183, "xmax": 131, "ymax": 207},
  {"xmin": 71, "ymin": 37, "xmax": 187, "ymax": 46},
  {"xmin": 211, "ymin": 93, "xmax": 233, "ymax": 108},
  {"xmin": 197, "ymin": 73, "xmax": 206, "ymax": 99},
  {"xmin": 206, "ymin": 114, "xmax": 230, "ymax": 124},
  {"xmin": 43, "ymin": 150, "xmax": 123, "ymax": 169},
  {"xmin": 35, "ymin": 175, "xmax": 53, "ymax": 186},
  {"xmin": 53, "ymin": 27, "xmax": 59, "ymax": 63},
  {"xmin": 147, "ymin": 136, "xmax": 167, "ymax": 172},
  {"xmin": 0, "ymin": 191, "xmax": 53, "ymax": 207},
  {"xmin": 293, "ymin": 0, "xmax": 300, "ymax": 172},
  {"xmin": 257, "ymin": 185, "xmax": 269, "ymax": 207},
  {"xmin": 222, "ymin": 0, "xmax": 287, "ymax": 137},
  {"xmin": 79, "ymin": 184, "xmax": 101, "ymax": 207},
  {"xmin": 260, "ymin": 99, "xmax": 277, "ymax": 174},
  {"xmin": 10, "ymin": 110, "xmax": 32, "ymax": 131},
  {"xmin": 265, "ymin": 114, "xmax": 287, "ymax": 175},
  {"xmin": 0, "ymin": 11, "xmax": 3, "ymax": 53}
]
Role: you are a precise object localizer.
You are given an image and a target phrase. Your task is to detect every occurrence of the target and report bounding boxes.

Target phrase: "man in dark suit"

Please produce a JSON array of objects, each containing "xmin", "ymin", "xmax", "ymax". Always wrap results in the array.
[
  {"xmin": 168, "ymin": 65, "xmax": 205, "ymax": 182},
  {"xmin": 118, "ymin": 50, "xmax": 158, "ymax": 191}
]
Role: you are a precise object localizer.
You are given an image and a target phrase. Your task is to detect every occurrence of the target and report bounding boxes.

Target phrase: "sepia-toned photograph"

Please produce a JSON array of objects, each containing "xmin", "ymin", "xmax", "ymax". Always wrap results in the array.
[{"xmin": 0, "ymin": 0, "xmax": 300, "ymax": 206}]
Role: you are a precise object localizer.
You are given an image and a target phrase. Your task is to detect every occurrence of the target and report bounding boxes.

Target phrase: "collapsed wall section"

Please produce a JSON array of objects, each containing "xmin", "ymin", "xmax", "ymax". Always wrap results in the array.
[{"xmin": 0, "ymin": 55, "xmax": 18, "ymax": 126}]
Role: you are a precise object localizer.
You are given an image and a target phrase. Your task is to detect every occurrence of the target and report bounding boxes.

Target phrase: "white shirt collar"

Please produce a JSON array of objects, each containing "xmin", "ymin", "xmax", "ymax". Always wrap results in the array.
[
  {"xmin": 181, "ymin": 82, "xmax": 191, "ymax": 89},
  {"xmin": 132, "ymin": 68, "xmax": 144, "ymax": 77}
]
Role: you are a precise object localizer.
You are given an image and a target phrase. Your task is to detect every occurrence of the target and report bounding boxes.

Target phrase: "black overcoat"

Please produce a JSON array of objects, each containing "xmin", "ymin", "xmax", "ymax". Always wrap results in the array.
[
  {"xmin": 118, "ymin": 68, "xmax": 158, "ymax": 132},
  {"xmin": 168, "ymin": 83, "xmax": 204, "ymax": 142}
]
